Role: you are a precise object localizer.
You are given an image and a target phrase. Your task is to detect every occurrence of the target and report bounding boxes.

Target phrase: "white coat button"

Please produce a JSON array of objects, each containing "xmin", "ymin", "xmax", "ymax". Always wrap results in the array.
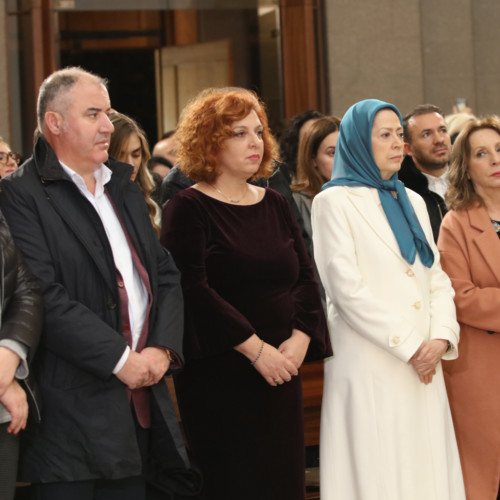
[
  {"xmin": 392, "ymin": 336, "xmax": 400, "ymax": 345},
  {"xmin": 406, "ymin": 269, "xmax": 415, "ymax": 277},
  {"xmin": 413, "ymin": 301, "xmax": 421, "ymax": 310}
]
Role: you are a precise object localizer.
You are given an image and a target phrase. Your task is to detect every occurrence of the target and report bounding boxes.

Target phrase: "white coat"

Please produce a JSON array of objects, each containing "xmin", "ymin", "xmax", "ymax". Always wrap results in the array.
[{"xmin": 312, "ymin": 185, "xmax": 465, "ymax": 500}]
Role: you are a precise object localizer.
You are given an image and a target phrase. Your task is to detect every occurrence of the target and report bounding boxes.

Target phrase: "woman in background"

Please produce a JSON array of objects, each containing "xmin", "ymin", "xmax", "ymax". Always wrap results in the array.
[
  {"xmin": 0, "ymin": 139, "xmax": 20, "ymax": 179},
  {"xmin": 438, "ymin": 116, "xmax": 500, "ymax": 500},
  {"xmin": 291, "ymin": 116, "xmax": 341, "ymax": 257},
  {"xmin": 161, "ymin": 87, "xmax": 331, "ymax": 500},
  {"xmin": 108, "ymin": 112, "xmax": 161, "ymax": 233},
  {"xmin": 312, "ymin": 99, "xmax": 464, "ymax": 500},
  {"xmin": 279, "ymin": 109, "xmax": 324, "ymax": 182}
]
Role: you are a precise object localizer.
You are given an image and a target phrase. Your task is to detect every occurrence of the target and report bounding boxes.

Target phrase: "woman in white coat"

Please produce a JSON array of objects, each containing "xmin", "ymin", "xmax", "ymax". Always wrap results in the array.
[{"xmin": 312, "ymin": 99, "xmax": 465, "ymax": 500}]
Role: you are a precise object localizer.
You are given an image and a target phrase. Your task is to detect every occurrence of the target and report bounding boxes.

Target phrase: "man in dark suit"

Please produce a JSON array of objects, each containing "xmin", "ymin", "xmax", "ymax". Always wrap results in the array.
[{"xmin": 0, "ymin": 67, "xmax": 188, "ymax": 499}]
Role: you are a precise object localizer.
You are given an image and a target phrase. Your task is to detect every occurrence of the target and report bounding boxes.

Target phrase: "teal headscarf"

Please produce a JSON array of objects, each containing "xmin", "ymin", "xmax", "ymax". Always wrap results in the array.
[{"xmin": 323, "ymin": 99, "xmax": 434, "ymax": 268}]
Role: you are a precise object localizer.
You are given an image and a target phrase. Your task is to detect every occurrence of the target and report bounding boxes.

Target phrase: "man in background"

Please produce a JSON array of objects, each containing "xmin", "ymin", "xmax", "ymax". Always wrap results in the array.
[{"xmin": 399, "ymin": 104, "xmax": 451, "ymax": 241}]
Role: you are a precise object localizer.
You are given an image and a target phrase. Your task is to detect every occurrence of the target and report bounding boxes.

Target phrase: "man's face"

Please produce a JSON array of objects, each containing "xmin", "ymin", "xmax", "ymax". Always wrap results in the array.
[
  {"xmin": 55, "ymin": 79, "xmax": 114, "ymax": 172},
  {"xmin": 153, "ymin": 136, "xmax": 178, "ymax": 166},
  {"xmin": 404, "ymin": 112, "xmax": 451, "ymax": 173}
]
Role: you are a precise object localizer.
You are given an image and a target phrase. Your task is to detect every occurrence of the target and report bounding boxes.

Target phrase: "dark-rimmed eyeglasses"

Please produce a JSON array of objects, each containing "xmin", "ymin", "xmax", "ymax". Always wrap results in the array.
[{"xmin": 0, "ymin": 152, "xmax": 21, "ymax": 165}]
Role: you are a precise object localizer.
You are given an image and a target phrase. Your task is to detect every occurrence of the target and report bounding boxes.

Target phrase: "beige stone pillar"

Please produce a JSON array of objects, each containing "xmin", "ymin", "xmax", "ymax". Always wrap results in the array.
[{"xmin": 324, "ymin": 0, "xmax": 500, "ymax": 117}]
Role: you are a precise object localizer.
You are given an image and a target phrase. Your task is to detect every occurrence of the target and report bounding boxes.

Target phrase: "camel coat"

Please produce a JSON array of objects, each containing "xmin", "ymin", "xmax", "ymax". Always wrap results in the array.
[
  {"xmin": 438, "ymin": 205, "xmax": 500, "ymax": 500},
  {"xmin": 312, "ymin": 186, "xmax": 465, "ymax": 500}
]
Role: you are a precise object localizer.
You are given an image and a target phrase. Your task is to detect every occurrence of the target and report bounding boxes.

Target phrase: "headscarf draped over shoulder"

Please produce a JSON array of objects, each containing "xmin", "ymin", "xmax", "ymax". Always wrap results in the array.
[{"xmin": 323, "ymin": 99, "xmax": 434, "ymax": 268}]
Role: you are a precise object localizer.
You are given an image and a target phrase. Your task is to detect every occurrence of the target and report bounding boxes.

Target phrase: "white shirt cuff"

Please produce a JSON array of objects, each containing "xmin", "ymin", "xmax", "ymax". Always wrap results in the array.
[{"xmin": 112, "ymin": 345, "xmax": 130, "ymax": 374}]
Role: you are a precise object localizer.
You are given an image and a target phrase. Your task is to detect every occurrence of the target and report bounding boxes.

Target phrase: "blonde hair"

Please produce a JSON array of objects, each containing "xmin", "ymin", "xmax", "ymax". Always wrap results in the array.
[
  {"xmin": 445, "ymin": 115, "xmax": 500, "ymax": 211},
  {"xmin": 108, "ymin": 112, "xmax": 160, "ymax": 235},
  {"xmin": 292, "ymin": 116, "xmax": 341, "ymax": 198}
]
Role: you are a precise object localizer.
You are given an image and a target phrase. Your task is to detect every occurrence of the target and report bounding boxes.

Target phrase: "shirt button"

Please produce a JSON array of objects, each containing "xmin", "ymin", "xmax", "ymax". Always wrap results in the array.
[
  {"xmin": 392, "ymin": 336, "xmax": 400, "ymax": 345},
  {"xmin": 406, "ymin": 269, "xmax": 415, "ymax": 277},
  {"xmin": 413, "ymin": 301, "xmax": 421, "ymax": 310},
  {"xmin": 117, "ymin": 281, "xmax": 124, "ymax": 288}
]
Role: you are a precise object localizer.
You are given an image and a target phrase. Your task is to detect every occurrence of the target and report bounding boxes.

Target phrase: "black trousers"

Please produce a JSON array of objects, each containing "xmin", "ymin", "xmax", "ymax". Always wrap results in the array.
[
  {"xmin": 0, "ymin": 422, "xmax": 19, "ymax": 500},
  {"xmin": 31, "ymin": 407, "xmax": 150, "ymax": 500},
  {"xmin": 31, "ymin": 475, "xmax": 146, "ymax": 500}
]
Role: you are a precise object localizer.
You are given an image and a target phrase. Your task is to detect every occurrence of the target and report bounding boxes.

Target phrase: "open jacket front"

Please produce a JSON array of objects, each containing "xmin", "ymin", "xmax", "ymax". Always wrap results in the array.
[{"xmin": 0, "ymin": 136, "xmax": 187, "ymax": 483}]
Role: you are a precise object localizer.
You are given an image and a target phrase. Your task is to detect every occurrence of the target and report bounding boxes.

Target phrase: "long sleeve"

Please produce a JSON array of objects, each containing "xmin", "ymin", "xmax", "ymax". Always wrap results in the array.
[
  {"xmin": 161, "ymin": 193, "xmax": 256, "ymax": 359},
  {"xmin": 278, "ymin": 193, "xmax": 331, "ymax": 360}
]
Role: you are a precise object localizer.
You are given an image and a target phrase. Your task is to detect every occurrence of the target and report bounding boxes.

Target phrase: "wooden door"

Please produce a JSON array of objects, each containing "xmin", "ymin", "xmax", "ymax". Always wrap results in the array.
[{"xmin": 155, "ymin": 39, "xmax": 234, "ymax": 136}]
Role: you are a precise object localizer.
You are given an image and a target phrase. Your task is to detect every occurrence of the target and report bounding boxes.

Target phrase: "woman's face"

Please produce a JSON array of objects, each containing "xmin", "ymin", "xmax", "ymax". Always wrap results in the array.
[
  {"xmin": 0, "ymin": 142, "xmax": 18, "ymax": 178},
  {"xmin": 371, "ymin": 109, "xmax": 404, "ymax": 180},
  {"xmin": 314, "ymin": 131, "xmax": 339, "ymax": 181},
  {"xmin": 467, "ymin": 128, "xmax": 500, "ymax": 197},
  {"xmin": 120, "ymin": 132, "xmax": 142, "ymax": 181},
  {"xmin": 217, "ymin": 109, "xmax": 264, "ymax": 180}
]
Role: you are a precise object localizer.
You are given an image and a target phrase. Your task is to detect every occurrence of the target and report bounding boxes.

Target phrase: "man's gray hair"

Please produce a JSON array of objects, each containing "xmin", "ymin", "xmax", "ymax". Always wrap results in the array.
[{"xmin": 37, "ymin": 67, "xmax": 108, "ymax": 132}]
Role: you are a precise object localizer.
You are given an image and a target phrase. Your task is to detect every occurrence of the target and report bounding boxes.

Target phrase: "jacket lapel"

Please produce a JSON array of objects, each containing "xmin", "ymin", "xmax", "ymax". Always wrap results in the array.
[
  {"xmin": 345, "ymin": 186, "xmax": 408, "ymax": 263},
  {"xmin": 468, "ymin": 205, "xmax": 500, "ymax": 285},
  {"xmin": 43, "ymin": 181, "xmax": 118, "ymax": 294},
  {"xmin": 34, "ymin": 138, "xmax": 119, "ymax": 294},
  {"xmin": 106, "ymin": 178, "xmax": 152, "ymax": 281}
]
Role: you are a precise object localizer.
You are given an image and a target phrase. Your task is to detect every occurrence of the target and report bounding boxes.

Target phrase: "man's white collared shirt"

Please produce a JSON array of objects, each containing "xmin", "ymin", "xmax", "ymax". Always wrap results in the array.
[
  {"xmin": 422, "ymin": 169, "xmax": 448, "ymax": 199},
  {"xmin": 60, "ymin": 162, "xmax": 148, "ymax": 372}
]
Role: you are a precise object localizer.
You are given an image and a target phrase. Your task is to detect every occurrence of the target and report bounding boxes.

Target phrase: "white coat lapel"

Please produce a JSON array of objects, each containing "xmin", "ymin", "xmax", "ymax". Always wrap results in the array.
[{"xmin": 345, "ymin": 186, "xmax": 407, "ymax": 263}]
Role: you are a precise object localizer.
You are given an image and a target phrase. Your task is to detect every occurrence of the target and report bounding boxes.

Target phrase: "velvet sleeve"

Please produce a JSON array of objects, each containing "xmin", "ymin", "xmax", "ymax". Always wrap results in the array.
[
  {"xmin": 161, "ymin": 192, "xmax": 256, "ymax": 360},
  {"xmin": 274, "ymin": 192, "xmax": 332, "ymax": 361}
]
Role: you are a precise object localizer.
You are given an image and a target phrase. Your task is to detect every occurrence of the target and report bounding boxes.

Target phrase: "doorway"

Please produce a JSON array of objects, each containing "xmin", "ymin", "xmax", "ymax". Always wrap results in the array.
[{"xmin": 61, "ymin": 48, "xmax": 158, "ymax": 145}]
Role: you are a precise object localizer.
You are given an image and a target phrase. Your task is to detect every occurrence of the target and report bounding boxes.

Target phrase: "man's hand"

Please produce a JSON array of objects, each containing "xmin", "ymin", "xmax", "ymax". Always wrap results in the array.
[
  {"xmin": 115, "ymin": 350, "xmax": 152, "ymax": 390},
  {"xmin": 140, "ymin": 347, "xmax": 170, "ymax": 385},
  {"xmin": 0, "ymin": 347, "xmax": 21, "ymax": 398},
  {"xmin": 0, "ymin": 380, "xmax": 28, "ymax": 434}
]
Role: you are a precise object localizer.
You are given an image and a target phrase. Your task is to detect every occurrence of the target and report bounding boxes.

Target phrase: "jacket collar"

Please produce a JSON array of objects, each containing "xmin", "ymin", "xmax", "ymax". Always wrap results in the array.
[
  {"xmin": 32, "ymin": 136, "xmax": 141, "ymax": 294},
  {"xmin": 398, "ymin": 155, "xmax": 429, "ymax": 192},
  {"xmin": 467, "ymin": 202, "xmax": 493, "ymax": 231},
  {"xmin": 467, "ymin": 203, "xmax": 500, "ymax": 284},
  {"xmin": 33, "ymin": 135, "xmax": 133, "ymax": 187}
]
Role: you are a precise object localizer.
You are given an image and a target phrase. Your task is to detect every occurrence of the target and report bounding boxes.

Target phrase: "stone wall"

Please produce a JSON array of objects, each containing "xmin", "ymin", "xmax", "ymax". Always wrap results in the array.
[{"xmin": 325, "ymin": 0, "xmax": 500, "ymax": 117}]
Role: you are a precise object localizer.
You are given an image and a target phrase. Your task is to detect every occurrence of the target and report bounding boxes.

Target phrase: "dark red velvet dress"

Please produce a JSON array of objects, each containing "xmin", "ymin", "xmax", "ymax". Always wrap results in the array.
[{"xmin": 161, "ymin": 187, "xmax": 330, "ymax": 500}]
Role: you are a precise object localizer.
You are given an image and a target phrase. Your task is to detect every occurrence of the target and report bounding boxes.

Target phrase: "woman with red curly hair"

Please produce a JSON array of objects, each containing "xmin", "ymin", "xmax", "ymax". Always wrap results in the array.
[{"xmin": 161, "ymin": 87, "xmax": 331, "ymax": 500}]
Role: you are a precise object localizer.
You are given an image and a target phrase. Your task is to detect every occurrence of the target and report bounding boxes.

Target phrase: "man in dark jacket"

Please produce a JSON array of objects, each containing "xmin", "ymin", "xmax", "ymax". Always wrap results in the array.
[
  {"xmin": 399, "ymin": 104, "xmax": 451, "ymax": 241},
  {"xmin": 0, "ymin": 67, "xmax": 188, "ymax": 499}
]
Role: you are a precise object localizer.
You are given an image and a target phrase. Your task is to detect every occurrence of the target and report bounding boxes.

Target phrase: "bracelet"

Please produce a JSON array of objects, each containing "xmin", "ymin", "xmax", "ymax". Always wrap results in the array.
[{"xmin": 251, "ymin": 339, "xmax": 265, "ymax": 366}]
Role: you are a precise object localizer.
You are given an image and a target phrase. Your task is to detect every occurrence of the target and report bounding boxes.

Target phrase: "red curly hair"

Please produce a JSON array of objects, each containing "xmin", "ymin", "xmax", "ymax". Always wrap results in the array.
[{"xmin": 175, "ymin": 87, "xmax": 278, "ymax": 183}]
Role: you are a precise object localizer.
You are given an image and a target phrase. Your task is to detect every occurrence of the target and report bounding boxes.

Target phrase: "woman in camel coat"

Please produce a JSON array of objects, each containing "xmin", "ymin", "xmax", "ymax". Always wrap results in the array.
[{"xmin": 438, "ymin": 116, "xmax": 500, "ymax": 500}]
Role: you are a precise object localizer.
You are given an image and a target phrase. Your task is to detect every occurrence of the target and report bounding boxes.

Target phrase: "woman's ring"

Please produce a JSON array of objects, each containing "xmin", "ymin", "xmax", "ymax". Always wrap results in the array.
[{"xmin": 274, "ymin": 378, "xmax": 281, "ymax": 383}]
